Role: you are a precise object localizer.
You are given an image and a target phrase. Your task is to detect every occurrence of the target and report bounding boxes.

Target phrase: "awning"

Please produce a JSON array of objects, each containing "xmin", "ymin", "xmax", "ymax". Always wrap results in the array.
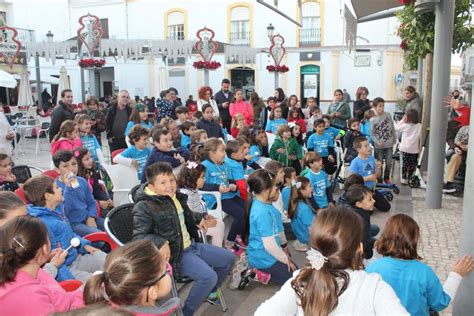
[
  {"xmin": 0, "ymin": 70, "xmax": 17, "ymax": 88},
  {"xmin": 350, "ymin": 0, "xmax": 402, "ymax": 20}
]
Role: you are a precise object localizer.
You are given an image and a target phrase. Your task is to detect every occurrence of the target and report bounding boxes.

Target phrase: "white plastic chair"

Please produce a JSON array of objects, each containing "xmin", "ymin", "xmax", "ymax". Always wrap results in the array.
[
  {"xmin": 102, "ymin": 164, "xmax": 139, "ymax": 206},
  {"xmin": 199, "ymin": 190, "xmax": 226, "ymax": 220},
  {"xmin": 266, "ymin": 132, "xmax": 276, "ymax": 149}
]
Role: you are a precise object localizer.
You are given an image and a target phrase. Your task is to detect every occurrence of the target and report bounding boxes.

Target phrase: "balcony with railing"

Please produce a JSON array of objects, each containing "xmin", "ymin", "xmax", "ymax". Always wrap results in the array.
[
  {"xmin": 229, "ymin": 31, "xmax": 250, "ymax": 46},
  {"xmin": 299, "ymin": 27, "xmax": 321, "ymax": 46},
  {"xmin": 3, "ymin": 27, "xmax": 36, "ymax": 50}
]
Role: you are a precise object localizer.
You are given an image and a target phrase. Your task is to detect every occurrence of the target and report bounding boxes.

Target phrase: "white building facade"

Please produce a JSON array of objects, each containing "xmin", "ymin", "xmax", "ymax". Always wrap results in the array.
[{"xmin": 0, "ymin": 0, "xmax": 407, "ymax": 107}]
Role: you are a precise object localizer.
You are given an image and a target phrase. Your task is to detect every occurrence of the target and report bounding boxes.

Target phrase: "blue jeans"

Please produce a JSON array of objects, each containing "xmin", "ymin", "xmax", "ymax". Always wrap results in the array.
[
  {"xmin": 71, "ymin": 217, "xmax": 105, "ymax": 236},
  {"xmin": 221, "ymin": 197, "xmax": 246, "ymax": 242},
  {"xmin": 260, "ymin": 261, "xmax": 296, "ymax": 285},
  {"xmin": 180, "ymin": 242, "xmax": 235, "ymax": 316}
]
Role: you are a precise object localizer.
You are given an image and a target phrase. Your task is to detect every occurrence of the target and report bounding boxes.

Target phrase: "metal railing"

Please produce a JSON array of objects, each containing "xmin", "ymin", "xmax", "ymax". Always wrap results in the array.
[
  {"xmin": 299, "ymin": 27, "xmax": 321, "ymax": 46},
  {"xmin": 229, "ymin": 31, "xmax": 250, "ymax": 46}
]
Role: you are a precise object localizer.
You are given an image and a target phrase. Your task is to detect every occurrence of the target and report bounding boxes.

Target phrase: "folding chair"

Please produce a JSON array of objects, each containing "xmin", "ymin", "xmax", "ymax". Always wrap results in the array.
[
  {"xmin": 102, "ymin": 164, "xmax": 139, "ymax": 206},
  {"xmin": 42, "ymin": 169, "xmax": 60, "ymax": 179},
  {"xmin": 11, "ymin": 165, "xmax": 44, "ymax": 184}
]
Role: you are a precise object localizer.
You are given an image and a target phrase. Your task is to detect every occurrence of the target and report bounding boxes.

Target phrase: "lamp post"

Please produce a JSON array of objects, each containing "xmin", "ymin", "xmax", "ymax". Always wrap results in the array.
[{"xmin": 266, "ymin": 23, "xmax": 275, "ymax": 40}]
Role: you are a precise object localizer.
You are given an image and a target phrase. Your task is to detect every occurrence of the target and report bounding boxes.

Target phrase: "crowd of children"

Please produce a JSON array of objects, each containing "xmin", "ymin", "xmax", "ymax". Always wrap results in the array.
[{"xmin": 0, "ymin": 85, "xmax": 472, "ymax": 316}]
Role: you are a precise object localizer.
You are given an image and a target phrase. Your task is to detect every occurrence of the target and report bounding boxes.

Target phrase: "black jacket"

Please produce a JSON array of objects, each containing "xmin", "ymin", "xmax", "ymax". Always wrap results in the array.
[
  {"xmin": 353, "ymin": 99, "xmax": 371, "ymax": 121},
  {"xmin": 214, "ymin": 90, "xmax": 233, "ymax": 122},
  {"xmin": 105, "ymin": 103, "xmax": 132, "ymax": 140},
  {"xmin": 196, "ymin": 118, "xmax": 224, "ymax": 139},
  {"xmin": 132, "ymin": 184, "xmax": 199, "ymax": 278},
  {"xmin": 49, "ymin": 101, "xmax": 75, "ymax": 141},
  {"xmin": 347, "ymin": 205, "xmax": 374, "ymax": 259}
]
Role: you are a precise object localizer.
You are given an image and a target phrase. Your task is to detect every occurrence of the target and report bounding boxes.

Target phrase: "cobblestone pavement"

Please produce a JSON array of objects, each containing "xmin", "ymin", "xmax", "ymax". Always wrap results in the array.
[
  {"xmin": 12, "ymin": 139, "xmax": 464, "ymax": 315},
  {"xmin": 412, "ymin": 189, "xmax": 463, "ymax": 316}
]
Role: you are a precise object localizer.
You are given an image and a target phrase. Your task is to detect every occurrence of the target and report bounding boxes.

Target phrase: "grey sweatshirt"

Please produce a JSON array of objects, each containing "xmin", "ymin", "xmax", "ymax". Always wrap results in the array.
[{"xmin": 370, "ymin": 112, "xmax": 396, "ymax": 149}]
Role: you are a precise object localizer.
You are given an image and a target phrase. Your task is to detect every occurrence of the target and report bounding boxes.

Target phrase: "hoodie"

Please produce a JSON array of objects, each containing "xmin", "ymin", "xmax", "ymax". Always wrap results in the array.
[
  {"xmin": 27, "ymin": 204, "xmax": 91, "ymax": 281},
  {"xmin": 0, "ymin": 269, "xmax": 84, "ymax": 316},
  {"xmin": 50, "ymin": 137, "xmax": 83, "ymax": 155}
]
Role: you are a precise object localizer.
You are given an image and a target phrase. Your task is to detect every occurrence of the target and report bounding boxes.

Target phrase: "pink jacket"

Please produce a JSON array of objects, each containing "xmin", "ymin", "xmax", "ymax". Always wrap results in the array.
[
  {"xmin": 51, "ymin": 137, "xmax": 83, "ymax": 155},
  {"xmin": 0, "ymin": 269, "xmax": 84, "ymax": 316},
  {"xmin": 229, "ymin": 100, "xmax": 254, "ymax": 126}
]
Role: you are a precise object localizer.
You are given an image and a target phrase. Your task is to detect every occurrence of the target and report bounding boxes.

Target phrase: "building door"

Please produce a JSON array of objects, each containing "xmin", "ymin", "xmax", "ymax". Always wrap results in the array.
[
  {"xmin": 230, "ymin": 67, "xmax": 254, "ymax": 100},
  {"xmin": 169, "ymin": 69, "xmax": 186, "ymax": 98},
  {"xmin": 103, "ymin": 81, "xmax": 113, "ymax": 98},
  {"xmin": 300, "ymin": 65, "xmax": 320, "ymax": 105}
]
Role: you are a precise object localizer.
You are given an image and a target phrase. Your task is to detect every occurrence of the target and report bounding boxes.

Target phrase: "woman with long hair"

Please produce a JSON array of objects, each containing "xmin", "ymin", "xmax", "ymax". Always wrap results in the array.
[{"xmin": 197, "ymin": 86, "xmax": 219, "ymax": 115}]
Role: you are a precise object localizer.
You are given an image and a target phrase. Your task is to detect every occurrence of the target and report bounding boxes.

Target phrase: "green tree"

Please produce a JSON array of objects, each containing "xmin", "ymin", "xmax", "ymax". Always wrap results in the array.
[{"xmin": 397, "ymin": 0, "xmax": 474, "ymax": 70}]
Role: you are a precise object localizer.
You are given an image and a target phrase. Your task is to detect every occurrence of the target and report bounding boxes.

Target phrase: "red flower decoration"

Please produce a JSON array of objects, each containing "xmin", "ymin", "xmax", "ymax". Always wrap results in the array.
[
  {"xmin": 399, "ymin": 0, "xmax": 414, "ymax": 5},
  {"xmin": 266, "ymin": 64, "xmax": 289, "ymax": 73},
  {"xmin": 193, "ymin": 60, "xmax": 221, "ymax": 70},
  {"xmin": 78, "ymin": 58, "xmax": 106, "ymax": 68},
  {"xmin": 400, "ymin": 40, "xmax": 408, "ymax": 51}
]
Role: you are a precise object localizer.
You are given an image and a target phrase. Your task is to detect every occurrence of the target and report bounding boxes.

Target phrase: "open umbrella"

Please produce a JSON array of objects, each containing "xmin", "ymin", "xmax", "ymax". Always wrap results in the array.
[
  {"xmin": 17, "ymin": 70, "xmax": 34, "ymax": 106},
  {"xmin": 57, "ymin": 66, "xmax": 70, "ymax": 95},
  {"xmin": 0, "ymin": 69, "xmax": 17, "ymax": 88}
]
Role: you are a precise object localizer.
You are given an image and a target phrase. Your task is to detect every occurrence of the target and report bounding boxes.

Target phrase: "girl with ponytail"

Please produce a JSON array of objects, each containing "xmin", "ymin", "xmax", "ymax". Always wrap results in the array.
[
  {"xmin": 84, "ymin": 239, "xmax": 173, "ymax": 313},
  {"xmin": 0, "ymin": 215, "xmax": 83, "ymax": 315},
  {"xmin": 238, "ymin": 169, "xmax": 296, "ymax": 287},
  {"xmin": 287, "ymin": 176, "xmax": 316, "ymax": 252},
  {"xmin": 256, "ymin": 207, "xmax": 408, "ymax": 315}
]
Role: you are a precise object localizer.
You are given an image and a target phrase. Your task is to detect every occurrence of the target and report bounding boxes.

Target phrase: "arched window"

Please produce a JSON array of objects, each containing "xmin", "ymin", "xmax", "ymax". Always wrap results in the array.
[
  {"xmin": 300, "ymin": 2, "xmax": 321, "ymax": 45},
  {"xmin": 230, "ymin": 6, "xmax": 250, "ymax": 46},
  {"xmin": 167, "ymin": 11, "xmax": 185, "ymax": 40}
]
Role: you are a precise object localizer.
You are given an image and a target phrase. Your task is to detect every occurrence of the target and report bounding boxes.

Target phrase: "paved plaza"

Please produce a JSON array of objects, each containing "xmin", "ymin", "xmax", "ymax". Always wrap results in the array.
[{"xmin": 12, "ymin": 138, "xmax": 463, "ymax": 315}]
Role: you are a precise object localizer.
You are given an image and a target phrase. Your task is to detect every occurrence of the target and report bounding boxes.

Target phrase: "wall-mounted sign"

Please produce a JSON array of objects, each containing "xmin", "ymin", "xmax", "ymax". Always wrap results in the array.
[{"xmin": 354, "ymin": 55, "xmax": 371, "ymax": 67}]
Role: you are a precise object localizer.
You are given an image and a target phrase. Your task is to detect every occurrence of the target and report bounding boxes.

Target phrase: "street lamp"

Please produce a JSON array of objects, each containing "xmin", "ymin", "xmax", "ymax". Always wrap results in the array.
[
  {"xmin": 266, "ymin": 23, "xmax": 275, "ymax": 40},
  {"xmin": 46, "ymin": 31, "xmax": 54, "ymax": 43}
]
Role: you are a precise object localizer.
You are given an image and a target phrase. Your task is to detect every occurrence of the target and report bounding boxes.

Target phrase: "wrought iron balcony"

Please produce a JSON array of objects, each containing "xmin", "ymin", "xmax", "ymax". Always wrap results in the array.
[
  {"xmin": 299, "ymin": 27, "xmax": 321, "ymax": 46},
  {"xmin": 230, "ymin": 31, "xmax": 250, "ymax": 46}
]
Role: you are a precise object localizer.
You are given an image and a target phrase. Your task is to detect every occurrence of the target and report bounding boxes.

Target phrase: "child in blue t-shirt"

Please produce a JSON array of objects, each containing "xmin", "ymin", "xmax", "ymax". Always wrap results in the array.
[
  {"xmin": 124, "ymin": 103, "xmax": 153, "ymax": 137},
  {"xmin": 349, "ymin": 136, "xmax": 391, "ymax": 212},
  {"xmin": 113, "ymin": 125, "xmax": 152, "ymax": 181},
  {"xmin": 180, "ymin": 121, "xmax": 196, "ymax": 150},
  {"xmin": 281, "ymin": 167, "xmax": 296, "ymax": 211},
  {"xmin": 288, "ymin": 176, "xmax": 317, "ymax": 252},
  {"xmin": 323, "ymin": 115, "xmax": 343, "ymax": 141},
  {"xmin": 199, "ymin": 138, "xmax": 246, "ymax": 250},
  {"xmin": 244, "ymin": 169, "xmax": 297, "ymax": 286},
  {"xmin": 224, "ymin": 140, "xmax": 248, "ymax": 200},
  {"xmin": 303, "ymin": 152, "xmax": 333, "ymax": 209},
  {"xmin": 76, "ymin": 114, "xmax": 105, "ymax": 168},
  {"xmin": 366, "ymin": 214, "xmax": 474, "ymax": 315},
  {"xmin": 306, "ymin": 119, "xmax": 336, "ymax": 174},
  {"xmin": 265, "ymin": 106, "xmax": 287, "ymax": 134}
]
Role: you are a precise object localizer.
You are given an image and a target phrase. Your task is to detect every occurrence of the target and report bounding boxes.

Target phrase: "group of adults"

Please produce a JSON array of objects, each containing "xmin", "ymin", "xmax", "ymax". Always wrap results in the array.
[{"xmin": 47, "ymin": 80, "xmax": 426, "ymax": 150}]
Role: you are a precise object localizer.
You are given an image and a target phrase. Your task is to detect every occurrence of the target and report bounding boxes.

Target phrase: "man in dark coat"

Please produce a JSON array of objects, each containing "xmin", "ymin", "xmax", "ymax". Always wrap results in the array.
[
  {"xmin": 105, "ymin": 89, "xmax": 132, "ymax": 153},
  {"xmin": 214, "ymin": 78, "xmax": 233, "ymax": 132},
  {"xmin": 49, "ymin": 89, "xmax": 75, "ymax": 141}
]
